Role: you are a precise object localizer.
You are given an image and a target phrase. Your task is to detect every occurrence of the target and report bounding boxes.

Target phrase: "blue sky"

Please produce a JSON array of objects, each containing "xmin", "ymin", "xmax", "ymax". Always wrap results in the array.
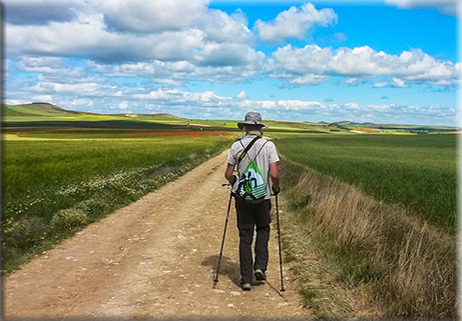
[{"xmin": 3, "ymin": 0, "xmax": 460, "ymax": 126}]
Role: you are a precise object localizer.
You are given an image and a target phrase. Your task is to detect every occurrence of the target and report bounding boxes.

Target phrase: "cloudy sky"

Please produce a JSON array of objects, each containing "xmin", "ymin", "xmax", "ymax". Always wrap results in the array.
[{"xmin": 4, "ymin": 0, "xmax": 460, "ymax": 126}]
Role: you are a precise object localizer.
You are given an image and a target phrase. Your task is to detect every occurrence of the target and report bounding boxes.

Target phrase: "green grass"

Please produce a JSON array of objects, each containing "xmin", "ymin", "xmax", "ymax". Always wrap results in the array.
[
  {"xmin": 273, "ymin": 133, "xmax": 457, "ymax": 231},
  {"xmin": 3, "ymin": 136, "xmax": 227, "ymax": 200},
  {"xmin": 279, "ymin": 158, "xmax": 456, "ymax": 318},
  {"xmin": 300, "ymin": 286, "xmax": 318, "ymax": 309},
  {"xmin": 2, "ymin": 132, "xmax": 234, "ymax": 272}
]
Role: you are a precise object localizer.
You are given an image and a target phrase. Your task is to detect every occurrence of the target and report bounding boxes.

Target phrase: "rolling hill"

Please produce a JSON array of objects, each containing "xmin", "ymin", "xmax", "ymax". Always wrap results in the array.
[
  {"xmin": 1, "ymin": 103, "xmax": 339, "ymax": 133},
  {"xmin": 2, "ymin": 103, "xmax": 458, "ymax": 134}
]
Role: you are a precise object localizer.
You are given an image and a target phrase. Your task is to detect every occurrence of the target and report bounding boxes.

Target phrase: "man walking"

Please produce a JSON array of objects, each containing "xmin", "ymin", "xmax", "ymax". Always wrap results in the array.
[{"xmin": 224, "ymin": 112, "xmax": 280, "ymax": 291}]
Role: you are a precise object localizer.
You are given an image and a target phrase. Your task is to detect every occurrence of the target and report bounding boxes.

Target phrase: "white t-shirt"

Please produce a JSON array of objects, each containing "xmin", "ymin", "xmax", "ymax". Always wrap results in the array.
[{"xmin": 227, "ymin": 135, "xmax": 279, "ymax": 200}]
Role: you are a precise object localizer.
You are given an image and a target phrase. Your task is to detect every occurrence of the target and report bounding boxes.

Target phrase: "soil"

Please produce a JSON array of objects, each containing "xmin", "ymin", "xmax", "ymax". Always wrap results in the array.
[{"xmin": 3, "ymin": 150, "xmax": 370, "ymax": 319}]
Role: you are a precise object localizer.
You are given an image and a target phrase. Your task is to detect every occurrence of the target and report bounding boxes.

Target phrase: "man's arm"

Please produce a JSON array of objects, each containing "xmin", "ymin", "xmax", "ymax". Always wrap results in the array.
[
  {"xmin": 225, "ymin": 163, "xmax": 236, "ymax": 184},
  {"xmin": 270, "ymin": 162, "xmax": 280, "ymax": 193}
]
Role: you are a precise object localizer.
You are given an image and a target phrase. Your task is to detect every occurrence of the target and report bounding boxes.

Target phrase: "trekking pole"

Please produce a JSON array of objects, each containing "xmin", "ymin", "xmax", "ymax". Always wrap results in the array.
[
  {"xmin": 275, "ymin": 194, "xmax": 285, "ymax": 292},
  {"xmin": 213, "ymin": 191, "xmax": 233, "ymax": 289}
]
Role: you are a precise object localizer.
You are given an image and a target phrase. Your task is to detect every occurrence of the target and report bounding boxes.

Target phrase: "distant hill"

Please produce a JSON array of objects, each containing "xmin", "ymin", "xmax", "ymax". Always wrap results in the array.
[
  {"xmin": 111, "ymin": 113, "xmax": 185, "ymax": 120},
  {"xmin": 2, "ymin": 103, "xmax": 181, "ymax": 120},
  {"xmin": 2, "ymin": 103, "xmax": 458, "ymax": 134},
  {"xmin": 145, "ymin": 113, "xmax": 181, "ymax": 119},
  {"xmin": 3, "ymin": 103, "xmax": 80, "ymax": 117},
  {"xmin": 329, "ymin": 120, "xmax": 460, "ymax": 133},
  {"xmin": 331, "ymin": 120, "xmax": 355, "ymax": 126}
]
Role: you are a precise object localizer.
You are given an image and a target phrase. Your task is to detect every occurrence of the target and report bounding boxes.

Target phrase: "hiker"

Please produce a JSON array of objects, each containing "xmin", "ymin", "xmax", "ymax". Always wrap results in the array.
[{"xmin": 224, "ymin": 111, "xmax": 280, "ymax": 291}]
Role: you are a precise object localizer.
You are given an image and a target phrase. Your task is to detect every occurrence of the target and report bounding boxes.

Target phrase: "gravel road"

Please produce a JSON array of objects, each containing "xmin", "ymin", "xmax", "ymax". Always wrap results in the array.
[{"xmin": 4, "ymin": 150, "xmax": 312, "ymax": 318}]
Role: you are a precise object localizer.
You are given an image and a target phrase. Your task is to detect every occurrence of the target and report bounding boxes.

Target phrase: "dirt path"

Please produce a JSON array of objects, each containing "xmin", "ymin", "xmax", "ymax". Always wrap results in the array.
[{"xmin": 4, "ymin": 150, "xmax": 312, "ymax": 319}]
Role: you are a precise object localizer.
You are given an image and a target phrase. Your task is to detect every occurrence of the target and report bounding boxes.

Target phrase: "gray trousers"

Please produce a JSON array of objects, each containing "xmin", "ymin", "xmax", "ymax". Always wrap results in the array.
[{"xmin": 235, "ymin": 197, "xmax": 271, "ymax": 284}]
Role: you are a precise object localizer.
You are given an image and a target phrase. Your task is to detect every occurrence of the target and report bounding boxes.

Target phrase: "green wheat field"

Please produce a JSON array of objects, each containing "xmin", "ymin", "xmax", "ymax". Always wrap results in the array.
[{"xmin": 272, "ymin": 133, "xmax": 457, "ymax": 232}]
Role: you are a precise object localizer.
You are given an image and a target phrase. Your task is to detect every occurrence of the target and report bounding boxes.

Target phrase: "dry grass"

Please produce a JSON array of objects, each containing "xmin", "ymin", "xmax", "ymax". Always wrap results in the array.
[
  {"xmin": 279, "ymin": 196, "xmax": 383, "ymax": 319},
  {"xmin": 280, "ymin": 158, "xmax": 457, "ymax": 318}
]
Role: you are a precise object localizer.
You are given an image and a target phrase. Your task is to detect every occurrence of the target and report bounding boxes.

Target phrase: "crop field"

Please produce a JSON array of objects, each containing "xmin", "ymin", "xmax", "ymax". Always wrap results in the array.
[
  {"xmin": 2, "ymin": 103, "xmax": 459, "ymax": 317},
  {"xmin": 273, "ymin": 133, "xmax": 457, "ymax": 232},
  {"xmin": 2, "ymin": 129, "xmax": 235, "ymax": 271}
]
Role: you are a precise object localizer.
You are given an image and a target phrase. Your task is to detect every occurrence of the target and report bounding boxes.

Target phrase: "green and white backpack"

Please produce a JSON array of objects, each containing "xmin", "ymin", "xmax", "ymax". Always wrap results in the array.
[{"xmin": 236, "ymin": 137, "xmax": 268, "ymax": 203}]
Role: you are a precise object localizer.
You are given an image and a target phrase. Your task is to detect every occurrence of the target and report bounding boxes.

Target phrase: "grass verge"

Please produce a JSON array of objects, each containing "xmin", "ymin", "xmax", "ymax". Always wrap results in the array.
[
  {"xmin": 278, "ymin": 195, "xmax": 380, "ymax": 318},
  {"xmin": 279, "ymin": 157, "xmax": 457, "ymax": 318}
]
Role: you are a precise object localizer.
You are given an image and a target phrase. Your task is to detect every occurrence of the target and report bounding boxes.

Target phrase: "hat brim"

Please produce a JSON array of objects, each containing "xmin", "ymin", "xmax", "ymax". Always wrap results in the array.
[{"xmin": 237, "ymin": 121, "xmax": 267, "ymax": 129}]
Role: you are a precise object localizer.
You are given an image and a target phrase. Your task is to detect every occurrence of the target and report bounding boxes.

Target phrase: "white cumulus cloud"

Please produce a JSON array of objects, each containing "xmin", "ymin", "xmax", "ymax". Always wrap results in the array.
[
  {"xmin": 119, "ymin": 101, "xmax": 129, "ymax": 109},
  {"xmin": 89, "ymin": 0, "xmax": 209, "ymax": 33},
  {"xmin": 237, "ymin": 91, "xmax": 247, "ymax": 99},
  {"xmin": 5, "ymin": 0, "xmax": 254, "ymax": 67},
  {"xmin": 289, "ymin": 74, "xmax": 329, "ymax": 85},
  {"xmin": 199, "ymin": 8, "xmax": 252, "ymax": 44},
  {"xmin": 31, "ymin": 95, "xmax": 54, "ymax": 103},
  {"xmin": 30, "ymin": 82, "xmax": 101, "ymax": 95},
  {"xmin": 3, "ymin": 0, "xmax": 87, "ymax": 25},
  {"xmin": 384, "ymin": 0, "xmax": 458, "ymax": 16},
  {"xmin": 272, "ymin": 44, "xmax": 460, "ymax": 87},
  {"xmin": 195, "ymin": 43, "xmax": 265, "ymax": 67},
  {"xmin": 254, "ymin": 3, "xmax": 337, "ymax": 42}
]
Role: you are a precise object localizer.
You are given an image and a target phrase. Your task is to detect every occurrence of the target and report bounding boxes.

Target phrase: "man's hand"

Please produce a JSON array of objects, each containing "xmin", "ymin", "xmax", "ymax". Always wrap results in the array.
[
  {"xmin": 272, "ymin": 185, "xmax": 280, "ymax": 196},
  {"xmin": 229, "ymin": 175, "xmax": 237, "ymax": 185}
]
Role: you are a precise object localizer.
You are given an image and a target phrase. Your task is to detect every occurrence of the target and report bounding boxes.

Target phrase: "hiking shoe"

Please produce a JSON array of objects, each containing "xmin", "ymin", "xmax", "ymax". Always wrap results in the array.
[
  {"xmin": 254, "ymin": 269, "xmax": 266, "ymax": 281},
  {"xmin": 242, "ymin": 282, "xmax": 251, "ymax": 291}
]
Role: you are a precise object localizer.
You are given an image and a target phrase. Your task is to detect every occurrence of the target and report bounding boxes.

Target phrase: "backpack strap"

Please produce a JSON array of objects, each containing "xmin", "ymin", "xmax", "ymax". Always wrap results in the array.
[
  {"xmin": 237, "ymin": 136, "xmax": 260, "ymax": 165},
  {"xmin": 254, "ymin": 140, "xmax": 269, "ymax": 160}
]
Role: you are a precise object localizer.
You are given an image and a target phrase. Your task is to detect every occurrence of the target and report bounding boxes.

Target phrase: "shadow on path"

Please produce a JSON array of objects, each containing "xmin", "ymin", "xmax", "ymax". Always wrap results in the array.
[
  {"xmin": 202, "ymin": 255, "xmax": 268, "ymax": 291},
  {"xmin": 202, "ymin": 255, "xmax": 241, "ymax": 288}
]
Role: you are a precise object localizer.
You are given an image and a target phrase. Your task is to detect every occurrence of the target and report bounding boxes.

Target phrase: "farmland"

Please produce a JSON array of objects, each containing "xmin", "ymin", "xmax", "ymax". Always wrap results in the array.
[
  {"xmin": 273, "ymin": 133, "xmax": 457, "ymax": 317},
  {"xmin": 2, "ymin": 103, "xmax": 458, "ymax": 317},
  {"xmin": 3, "ymin": 133, "xmax": 235, "ymax": 272},
  {"xmin": 272, "ymin": 133, "xmax": 457, "ymax": 232},
  {"xmin": 1, "ymin": 104, "xmax": 345, "ymax": 271},
  {"xmin": 2, "ymin": 104, "xmax": 240, "ymax": 271}
]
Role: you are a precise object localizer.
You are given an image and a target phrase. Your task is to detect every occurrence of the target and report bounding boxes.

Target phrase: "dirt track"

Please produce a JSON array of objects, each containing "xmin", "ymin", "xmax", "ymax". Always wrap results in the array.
[{"xmin": 4, "ymin": 150, "xmax": 313, "ymax": 319}]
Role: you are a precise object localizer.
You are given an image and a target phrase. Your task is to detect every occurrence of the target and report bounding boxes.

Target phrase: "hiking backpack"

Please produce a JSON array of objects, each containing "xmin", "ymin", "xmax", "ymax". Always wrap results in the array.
[{"xmin": 236, "ymin": 137, "xmax": 269, "ymax": 203}]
